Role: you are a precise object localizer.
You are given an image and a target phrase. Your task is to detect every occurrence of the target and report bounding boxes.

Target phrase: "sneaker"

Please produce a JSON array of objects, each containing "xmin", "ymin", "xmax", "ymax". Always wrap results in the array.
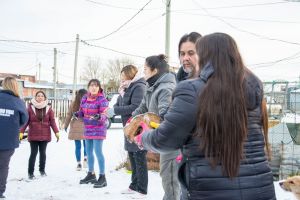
[
  {"xmin": 28, "ymin": 174, "xmax": 35, "ymax": 180},
  {"xmin": 129, "ymin": 192, "xmax": 147, "ymax": 199},
  {"xmin": 93, "ymin": 174, "xmax": 107, "ymax": 188},
  {"xmin": 0, "ymin": 194, "xmax": 5, "ymax": 198},
  {"xmin": 40, "ymin": 171, "xmax": 47, "ymax": 177},
  {"xmin": 76, "ymin": 163, "xmax": 82, "ymax": 171},
  {"xmin": 121, "ymin": 188, "xmax": 136, "ymax": 194},
  {"xmin": 79, "ymin": 172, "xmax": 96, "ymax": 184},
  {"xmin": 83, "ymin": 158, "xmax": 87, "ymax": 168}
]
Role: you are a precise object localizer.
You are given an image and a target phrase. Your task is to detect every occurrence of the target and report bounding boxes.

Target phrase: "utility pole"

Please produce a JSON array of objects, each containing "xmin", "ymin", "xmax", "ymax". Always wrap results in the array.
[
  {"xmin": 38, "ymin": 62, "xmax": 41, "ymax": 82},
  {"xmin": 165, "ymin": 0, "xmax": 171, "ymax": 62},
  {"xmin": 72, "ymin": 34, "xmax": 79, "ymax": 100},
  {"xmin": 53, "ymin": 48, "xmax": 57, "ymax": 103}
]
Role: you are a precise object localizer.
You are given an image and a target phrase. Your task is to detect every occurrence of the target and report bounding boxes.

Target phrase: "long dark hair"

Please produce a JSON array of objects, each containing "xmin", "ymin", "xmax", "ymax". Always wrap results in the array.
[
  {"xmin": 72, "ymin": 89, "xmax": 87, "ymax": 112},
  {"xmin": 195, "ymin": 33, "xmax": 247, "ymax": 178}
]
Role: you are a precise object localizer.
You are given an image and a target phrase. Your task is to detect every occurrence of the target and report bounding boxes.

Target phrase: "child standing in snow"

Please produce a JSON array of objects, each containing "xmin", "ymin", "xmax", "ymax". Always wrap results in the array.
[{"xmin": 76, "ymin": 79, "xmax": 109, "ymax": 188}]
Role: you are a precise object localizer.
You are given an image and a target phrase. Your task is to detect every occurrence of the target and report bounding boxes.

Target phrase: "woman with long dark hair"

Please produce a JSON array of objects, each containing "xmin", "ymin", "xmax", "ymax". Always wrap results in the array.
[
  {"xmin": 64, "ymin": 89, "xmax": 88, "ymax": 170},
  {"xmin": 135, "ymin": 33, "xmax": 276, "ymax": 199}
]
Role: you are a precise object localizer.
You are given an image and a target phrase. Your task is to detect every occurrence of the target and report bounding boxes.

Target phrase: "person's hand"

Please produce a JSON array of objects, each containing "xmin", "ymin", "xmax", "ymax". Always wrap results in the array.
[
  {"xmin": 90, "ymin": 114, "xmax": 100, "ymax": 120},
  {"xmin": 176, "ymin": 154, "xmax": 183, "ymax": 163},
  {"xmin": 19, "ymin": 132, "xmax": 23, "ymax": 141},
  {"xmin": 55, "ymin": 132, "xmax": 60, "ymax": 142},
  {"xmin": 106, "ymin": 108, "xmax": 115, "ymax": 118},
  {"xmin": 72, "ymin": 112, "xmax": 78, "ymax": 120},
  {"xmin": 133, "ymin": 121, "xmax": 150, "ymax": 149},
  {"xmin": 149, "ymin": 121, "xmax": 160, "ymax": 129}
]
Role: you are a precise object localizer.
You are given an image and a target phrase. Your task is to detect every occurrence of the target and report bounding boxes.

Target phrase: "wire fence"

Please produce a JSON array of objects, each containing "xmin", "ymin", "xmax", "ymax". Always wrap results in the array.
[{"xmin": 265, "ymin": 81, "xmax": 300, "ymax": 180}]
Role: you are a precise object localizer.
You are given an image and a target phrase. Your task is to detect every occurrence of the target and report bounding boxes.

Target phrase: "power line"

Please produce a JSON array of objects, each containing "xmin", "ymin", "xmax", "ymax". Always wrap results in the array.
[
  {"xmin": 85, "ymin": 0, "xmax": 153, "ymax": 41},
  {"xmin": 248, "ymin": 50, "xmax": 300, "ymax": 69},
  {"xmin": 172, "ymin": 11, "xmax": 300, "ymax": 24},
  {"xmin": 175, "ymin": 1, "xmax": 289, "ymax": 11},
  {"xmin": 85, "ymin": 0, "xmax": 159, "ymax": 10},
  {"xmin": 0, "ymin": 39, "xmax": 75, "ymax": 45},
  {"xmin": 191, "ymin": 0, "xmax": 300, "ymax": 46},
  {"xmin": 81, "ymin": 40, "xmax": 146, "ymax": 58}
]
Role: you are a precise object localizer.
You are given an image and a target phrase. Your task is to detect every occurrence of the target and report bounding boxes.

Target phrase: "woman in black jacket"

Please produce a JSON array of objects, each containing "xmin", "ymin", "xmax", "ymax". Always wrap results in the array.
[
  {"xmin": 0, "ymin": 77, "xmax": 28, "ymax": 198},
  {"xmin": 105, "ymin": 65, "xmax": 148, "ymax": 196},
  {"xmin": 135, "ymin": 33, "xmax": 276, "ymax": 200}
]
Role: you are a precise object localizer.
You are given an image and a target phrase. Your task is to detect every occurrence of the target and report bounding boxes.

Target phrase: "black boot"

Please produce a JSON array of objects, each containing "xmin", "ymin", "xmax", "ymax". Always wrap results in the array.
[
  {"xmin": 94, "ymin": 174, "xmax": 107, "ymax": 188},
  {"xmin": 80, "ymin": 172, "xmax": 96, "ymax": 184}
]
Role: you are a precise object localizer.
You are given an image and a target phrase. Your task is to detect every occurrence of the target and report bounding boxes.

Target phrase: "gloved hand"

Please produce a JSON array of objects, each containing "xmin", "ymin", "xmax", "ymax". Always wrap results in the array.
[
  {"xmin": 106, "ymin": 108, "xmax": 115, "ymax": 118},
  {"xmin": 55, "ymin": 132, "xmax": 60, "ymax": 142},
  {"xmin": 90, "ymin": 114, "xmax": 100, "ymax": 120},
  {"xmin": 72, "ymin": 112, "xmax": 78, "ymax": 120},
  {"xmin": 149, "ymin": 121, "xmax": 160, "ymax": 129},
  {"xmin": 176, "ymin": 154, "xmax": 183, "ymax": 163},
  {"xmin": 19, "ymin": 132, "xmax": 23, "ymax": 141},
  {"xmin": 134, "ymin": 121, "xmax": 150, "ymax": 149}
]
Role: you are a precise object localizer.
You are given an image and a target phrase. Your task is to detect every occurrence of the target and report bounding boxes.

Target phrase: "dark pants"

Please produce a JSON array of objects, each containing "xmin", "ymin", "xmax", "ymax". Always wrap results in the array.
[
  {"xmin": 0, "ymin": 149, "xmax": 15, "ymax": 196},
  {"xmin": 28, "ymin": 141, "xmax": 48, "ymax": 174},
  {"xmin": 128, "ymin": 151, "xmax": 148, "ymax": 194}
]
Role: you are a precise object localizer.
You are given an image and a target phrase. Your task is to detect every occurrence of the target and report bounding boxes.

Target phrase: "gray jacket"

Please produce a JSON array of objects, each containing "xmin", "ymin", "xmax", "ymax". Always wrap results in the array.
[
  {"xmin": 132, "ymin": 72, "xmax": 179, "ymax": 159},
  {"xmin": 132, "ymin": 73, "xmax": 176, "ymax": 118}
]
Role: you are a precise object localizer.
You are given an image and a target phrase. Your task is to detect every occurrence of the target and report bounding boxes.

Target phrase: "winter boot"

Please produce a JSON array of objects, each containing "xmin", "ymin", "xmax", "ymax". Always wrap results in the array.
[
  {"xmin": 83, "ymin": 158, "xmax": 87, "ymax": 168},
  {"xmin": 93, "ymin": 174, "xmax": 107, "ymax": 188},
  {"xmin": 28, "ymin": 173, "xmax": 35, "ymax": 180},
  {"xmin": 40, "ymin": 171, "xmax": 47, "ymax": 177},
  {"xmin": 76, "ymin": 163, "xmax": 82, "ymax": 171},
  {"xmin": 80, "ymin": 172, "xmax": 96, "ymax": 184}
]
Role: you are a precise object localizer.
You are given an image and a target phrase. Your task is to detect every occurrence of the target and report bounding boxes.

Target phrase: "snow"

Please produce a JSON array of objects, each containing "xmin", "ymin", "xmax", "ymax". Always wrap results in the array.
[{"xmin": 4, "ymin": 123, "xmax": 297, "ymax": 200}]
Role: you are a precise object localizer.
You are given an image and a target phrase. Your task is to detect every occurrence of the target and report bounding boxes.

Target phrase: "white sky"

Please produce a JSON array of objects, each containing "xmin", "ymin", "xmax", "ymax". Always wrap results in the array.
[{"xmin": 0, "ymin": 0, "xmax": 300, "ymax": 83}]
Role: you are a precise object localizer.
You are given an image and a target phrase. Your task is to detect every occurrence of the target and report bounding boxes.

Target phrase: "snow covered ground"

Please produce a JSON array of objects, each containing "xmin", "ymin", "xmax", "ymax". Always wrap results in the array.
[{"xmin": 4, "ymin": 123, "xmax": 297, "ymax": 200}]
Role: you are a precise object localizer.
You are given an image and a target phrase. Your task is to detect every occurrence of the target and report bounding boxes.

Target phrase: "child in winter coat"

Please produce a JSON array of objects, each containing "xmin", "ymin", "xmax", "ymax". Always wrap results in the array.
[{"xmin": 77, "ymin": 79, "xmax": 109, "ymax": 188}]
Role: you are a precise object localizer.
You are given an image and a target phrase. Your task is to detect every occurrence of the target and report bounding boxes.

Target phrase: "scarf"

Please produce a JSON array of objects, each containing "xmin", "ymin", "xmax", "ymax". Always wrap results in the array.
[
  {"xmin": 118, "ymin": 70, "xmax": 143, "ymax": 97},
  {"xmin": 31, "ymin": 98, "xmax": 48, "ymax": 109}
]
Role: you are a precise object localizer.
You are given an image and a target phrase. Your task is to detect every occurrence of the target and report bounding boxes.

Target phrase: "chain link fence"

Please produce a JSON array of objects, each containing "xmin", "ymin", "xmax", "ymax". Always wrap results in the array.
[{"xmin": 265, "ymin": 81, "xmax": 300, "ymax": 180}]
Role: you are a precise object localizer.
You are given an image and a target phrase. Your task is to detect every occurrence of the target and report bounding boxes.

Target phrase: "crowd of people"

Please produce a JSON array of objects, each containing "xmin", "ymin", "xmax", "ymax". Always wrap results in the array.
[{"xmin": 0, "ymin": 32, "xmax": 276, "ymax": 200}]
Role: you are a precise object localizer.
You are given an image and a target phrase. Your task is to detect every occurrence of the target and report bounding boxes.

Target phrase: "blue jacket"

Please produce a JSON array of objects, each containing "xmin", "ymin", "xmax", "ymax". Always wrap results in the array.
[{"xmin": 0, "ymin": 90, "xmax": 28, "ymax": 150}]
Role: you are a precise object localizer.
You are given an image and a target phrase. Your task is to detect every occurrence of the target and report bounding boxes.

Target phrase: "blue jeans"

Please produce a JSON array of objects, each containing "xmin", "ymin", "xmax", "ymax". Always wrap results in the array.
[
  {"xmin": 74, "ymin": 140, "xmax": 86, "ymax": 162},
  {"xmin": 85, "ymin": 139, "xmax": 105, "ymax": 174}
]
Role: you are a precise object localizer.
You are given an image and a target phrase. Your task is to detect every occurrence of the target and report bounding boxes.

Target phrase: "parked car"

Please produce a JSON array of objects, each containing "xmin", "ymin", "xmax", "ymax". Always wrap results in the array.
[{"xmin": 106, "ymin": 93, "xmax": 122, "ymax": 129}]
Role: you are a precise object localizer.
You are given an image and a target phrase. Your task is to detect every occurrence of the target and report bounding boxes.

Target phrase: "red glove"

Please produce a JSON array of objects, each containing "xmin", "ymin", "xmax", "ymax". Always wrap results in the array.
[
  {"xmin": 176, "ymin": 154, "xmax": 183, "ymax": 163},
  {"xmin": 134, "ymin": 121, "xmax": 150, "ymax": 149}
]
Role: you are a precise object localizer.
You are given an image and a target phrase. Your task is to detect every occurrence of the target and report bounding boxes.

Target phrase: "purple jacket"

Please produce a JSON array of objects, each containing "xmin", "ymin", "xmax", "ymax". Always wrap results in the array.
[{"xmin": 78, "ymin": 92, "xmax": 109, "ymax": 140}]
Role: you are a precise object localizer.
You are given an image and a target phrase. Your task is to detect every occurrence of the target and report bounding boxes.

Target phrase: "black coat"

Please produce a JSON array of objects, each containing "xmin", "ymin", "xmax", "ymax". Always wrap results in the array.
[
  {"xmin": 0, "ymin": 90, "xmax": 28, "ymax": 150},
  {"xmin": 176, "ymin": 66, "xmax": 189, "ymax": 82},
  {"xmin": 114, "ymin": 78, "xmax": 146, "ymax": 152},
  {"xmin": 142, "ymin": 64, "xmax": 276, "ymax": 200}
]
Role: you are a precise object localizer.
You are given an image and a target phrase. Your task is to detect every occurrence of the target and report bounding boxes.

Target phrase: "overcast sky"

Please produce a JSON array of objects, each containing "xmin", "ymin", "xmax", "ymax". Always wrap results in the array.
[{"xmin": 0, "ymin": 0, "xmax": 300, "ymax": 83}]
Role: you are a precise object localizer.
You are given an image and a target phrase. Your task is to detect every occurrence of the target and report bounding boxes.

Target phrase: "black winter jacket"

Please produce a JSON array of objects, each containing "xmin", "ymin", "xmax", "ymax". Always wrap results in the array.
[
  {"xmin": 142, "ymin": 64, "xmax": 276, "ymax": 200},
  {"xmin": 114, "ymin": 78, "xmax": 146, "ymax": 152}
]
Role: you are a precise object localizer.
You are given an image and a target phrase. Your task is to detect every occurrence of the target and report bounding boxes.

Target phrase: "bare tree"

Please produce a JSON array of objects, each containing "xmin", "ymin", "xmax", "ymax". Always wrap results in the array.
[
  {"xmin": 81, "ymin": 57, "xmax": 109, "ymax": 84},
  {"xmin": 106, "ymin": 57, "xmax": 135, "ymax": 90}
]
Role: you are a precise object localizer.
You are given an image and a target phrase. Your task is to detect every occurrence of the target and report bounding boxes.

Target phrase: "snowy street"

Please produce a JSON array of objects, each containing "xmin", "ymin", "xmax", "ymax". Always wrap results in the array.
[{"xmin": 4, "ymin": 123, "xmax": 296, "ymax": 200}]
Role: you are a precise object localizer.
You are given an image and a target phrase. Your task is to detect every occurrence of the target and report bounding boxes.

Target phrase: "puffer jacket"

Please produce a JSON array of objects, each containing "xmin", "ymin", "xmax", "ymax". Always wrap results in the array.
[
  {"xmin": 141, "ymin": 63, "xmax": 276, "ymax": 200},
  {"xmin": 78, "ymin": 92, "xmax": 109, "ymax": 140},
  {"xmin": 64, "ymin": 103, "xmax": 84, "ymax": 140},
  {"xmin": 20, "ymin": 103, "xmax": 59, "ymax": 142},
  {"xmin": 113, "ymin": 77, "xmax": 146, "ymax": 152}
]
